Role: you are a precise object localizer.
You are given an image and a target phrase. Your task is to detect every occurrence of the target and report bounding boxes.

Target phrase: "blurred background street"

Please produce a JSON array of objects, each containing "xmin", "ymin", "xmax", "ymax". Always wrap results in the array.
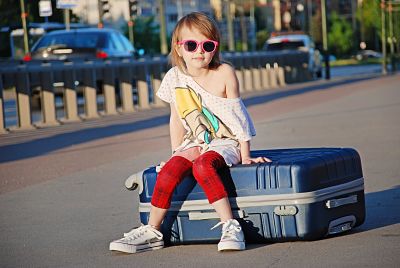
[{"xmin": 1, "ymin": 0, "xmax": 399, "ymax": 61}]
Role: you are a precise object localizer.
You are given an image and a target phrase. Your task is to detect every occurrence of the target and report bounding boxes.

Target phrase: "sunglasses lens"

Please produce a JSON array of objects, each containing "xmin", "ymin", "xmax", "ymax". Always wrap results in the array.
[
  {"xmin": 184, "ymin": 41, "xmax": 198, "ymax": 52},
  {"xmin": 203, "ymin": 41, "xmax": 216, "ymax": 52}
]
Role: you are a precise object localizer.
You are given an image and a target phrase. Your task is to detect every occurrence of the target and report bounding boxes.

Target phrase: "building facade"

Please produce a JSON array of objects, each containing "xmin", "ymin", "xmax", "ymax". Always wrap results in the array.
[
  {"xmin": 71, "ymin": 0, "xmax": 212, "ymax": 35},
  {"xmin": 69, "ymin": 0, "xmax": 364, "ymax": 51}
]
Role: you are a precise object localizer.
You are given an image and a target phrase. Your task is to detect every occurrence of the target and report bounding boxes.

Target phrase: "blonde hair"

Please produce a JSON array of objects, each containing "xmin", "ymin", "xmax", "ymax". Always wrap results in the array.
[{"xmin": 170, "ymin": 12, "xmax": 221, "ymax": 72}]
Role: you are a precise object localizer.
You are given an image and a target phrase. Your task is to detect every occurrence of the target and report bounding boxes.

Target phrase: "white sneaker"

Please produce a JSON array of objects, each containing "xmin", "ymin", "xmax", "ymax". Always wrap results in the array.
[
  {"xmin": 212, "ymin": 219, "xmax": 245, "ymax": 251},
  {"xmin": 109, "ymin": 225, "xmax": 164, "ymax": 254}
]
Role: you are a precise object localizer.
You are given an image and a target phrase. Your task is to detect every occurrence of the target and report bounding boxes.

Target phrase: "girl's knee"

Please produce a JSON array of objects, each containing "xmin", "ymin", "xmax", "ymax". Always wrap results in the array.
[
  {"xmin": 156, "ymin": 156, "xmax": 192, "ymax": 189},
  {"xmin": 158, "ymin": 156, "xmax": 192, "ymax": 177},
  {"xmin": 192, "ymin": 151, "xmax": 225, "ymax": 178},
  {"xmin": 151, "ymin": 156, "xmax": 193, "ymax": 209},
  {"xmin": 192, "ymin": 151, "xmax": 228, "ymax": 203}
]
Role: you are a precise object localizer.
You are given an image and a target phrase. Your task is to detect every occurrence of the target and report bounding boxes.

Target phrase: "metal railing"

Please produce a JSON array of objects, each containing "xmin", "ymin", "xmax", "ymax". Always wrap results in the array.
[{"xmin": 0, "ymin": 51, "xmax": 311, "ymax": 134}]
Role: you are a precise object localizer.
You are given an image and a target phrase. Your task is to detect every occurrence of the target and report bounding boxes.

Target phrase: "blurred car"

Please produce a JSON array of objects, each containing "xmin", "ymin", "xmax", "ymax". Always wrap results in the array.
[
  {"xmin": 24, "ymin": 28, "xmax": 135, "ymax": 61},
  {"xmin": 264, "ymin": 32, "xmax": 323, "ymax": 78},
  {"xmin": 354, "ymin": 50, "xmax": 382, "ymax": 61}
]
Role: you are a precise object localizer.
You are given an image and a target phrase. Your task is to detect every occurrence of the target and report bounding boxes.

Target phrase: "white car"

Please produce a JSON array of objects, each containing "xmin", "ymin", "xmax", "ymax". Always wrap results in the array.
[
  {"xmin": 355, "ymin": 50, "xmax": 382, "ymax": 61},
  {"xmin": 265, "ymin": 33, "xmax": 323, "ymax": 78}
]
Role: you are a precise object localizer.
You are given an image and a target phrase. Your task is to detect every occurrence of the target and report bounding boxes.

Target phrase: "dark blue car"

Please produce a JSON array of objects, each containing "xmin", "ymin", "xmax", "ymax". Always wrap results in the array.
[{"xmin": 26, "ymin": 28, "xmax": 135, "ymax": 61}]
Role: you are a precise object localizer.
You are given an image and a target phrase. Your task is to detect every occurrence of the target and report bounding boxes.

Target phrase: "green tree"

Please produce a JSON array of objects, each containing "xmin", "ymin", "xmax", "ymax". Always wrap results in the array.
[
  {"xmin": 310, "ymin": 11, "xmax": 322, "ymax": 45},
  {"xmin": 256, "ymin": 29, "xmax": 268, "ymax": 50},
  {"xmin": 328, "ymin": 12, "xmax": 354, "ymax": 57},
  {"xmin": 0, "ymin": 0, "xmax": 77, "ymax": 57},
  {"xmin": 123, "ymin": 16, "xmax": 161, "ymax": 55},
  {"xmin": 356, "ymin": 0, "xmax": 381, "ymax": 50},
  {"xmin": 356, "ymin": 0, "xmax": 380, "ymax": 34}
]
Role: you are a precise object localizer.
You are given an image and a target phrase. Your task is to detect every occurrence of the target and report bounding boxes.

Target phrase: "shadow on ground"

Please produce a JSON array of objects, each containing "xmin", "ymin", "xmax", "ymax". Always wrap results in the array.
[
  {"xmin": 357, "ymin": 185, "xmax": 400, "ymax": 233},
  {"xmin": 170, "ymin": 185, "xmax": 400, "ymax": 252},
  {"xmin": 241, "ymin": 185, "xmax": 400, "ymax": 250}
]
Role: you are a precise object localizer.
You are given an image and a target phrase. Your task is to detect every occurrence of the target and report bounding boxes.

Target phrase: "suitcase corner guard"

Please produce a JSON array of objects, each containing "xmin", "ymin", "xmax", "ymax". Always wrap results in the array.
[{"xmin": 125, "ymin": 169, "xmax": 145, "ymax": 193}]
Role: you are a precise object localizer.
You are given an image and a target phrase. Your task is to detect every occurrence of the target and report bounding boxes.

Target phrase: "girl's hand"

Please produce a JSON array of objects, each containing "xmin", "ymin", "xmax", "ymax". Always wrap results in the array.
[{"xmin": 242, "ymin": 157, "xmax": 272, "ymax": 165}]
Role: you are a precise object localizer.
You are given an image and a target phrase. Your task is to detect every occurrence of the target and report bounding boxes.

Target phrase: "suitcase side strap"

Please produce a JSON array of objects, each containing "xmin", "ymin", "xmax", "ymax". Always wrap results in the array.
[
  {"xmin": 188, "ymin": 210, "xmax": 246, "ymax": 220},
  {"xmin": 325, "ymin": 195, "xmax": 358, "ymax": 209}
]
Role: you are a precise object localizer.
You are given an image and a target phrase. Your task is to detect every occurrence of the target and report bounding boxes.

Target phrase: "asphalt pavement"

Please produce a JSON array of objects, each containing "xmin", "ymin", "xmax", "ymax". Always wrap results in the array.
[{"xmin": 0, "ymin": 71, "xmax": 399, "ymax": 268}]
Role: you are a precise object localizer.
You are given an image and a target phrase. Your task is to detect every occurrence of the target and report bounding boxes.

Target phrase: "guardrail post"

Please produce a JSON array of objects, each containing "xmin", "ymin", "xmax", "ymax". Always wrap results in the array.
[
  {"xmin": 37, "ymin": 65, "xmax": 59, "ymax": 127},
  {"xmin": 15, "ymin": 66, "xmax": 34, "ymax": 130},
  {"xmin": 0, "ymin": 75, "xmax": 7, "ymax": 133},
  {"xmin": 243, "ymin": 52, "xmax": 253, "ymax": 91},
  {"xmin": 151, "ymin": 57, "xmax": 167, "ymax": 107},
  {"xmin": 63, "ymin": 64, "xmax": 80, "ymax": 122},
  {"xmin": 252, "ymin": 52, "xmax": 262, "ymax": 91},
  {"xmin": 119, "ymin": 65, "xmax": 135, "ymax": 113},
  {"xmin": 82, "ymin": 62, "xmax": 99, "ymax": 119},
  {"xmin": 266, "ymin": 63, "xmax": 278, "ymax": 88},
  {"xmin": 232, "ymin": 52, "xmax": 245, "ymax": 93},
  {"xmin": 136, "ymin": 60, "xmax": 150, "ymax": 110},
  {"xmin": 261, "ymin": 57, "xmax": 270, "ymax": 89},
  {"xmin": 274, "ymin": 63, "xmax": 286, "ymax": 86},
  {"xmin": 103, "ymin": 61, "xmax": 117, "ymax": 115}
]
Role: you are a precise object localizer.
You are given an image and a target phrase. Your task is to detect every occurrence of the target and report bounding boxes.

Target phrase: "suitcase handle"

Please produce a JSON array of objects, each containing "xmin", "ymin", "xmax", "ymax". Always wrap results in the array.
[
  {"xmin": 188, "ymin": 210, "xmax": 246, "ymax": 221},
  {"xmin": 325, "ymin": 195, "xmax": 358, "ymax": 209}
]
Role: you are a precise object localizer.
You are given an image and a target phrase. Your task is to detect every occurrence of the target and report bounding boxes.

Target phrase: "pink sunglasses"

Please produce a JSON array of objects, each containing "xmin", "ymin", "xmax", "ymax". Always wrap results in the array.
[{"xmin": 177, "ymin": 39, "xmax": 219, "ymax": 53}]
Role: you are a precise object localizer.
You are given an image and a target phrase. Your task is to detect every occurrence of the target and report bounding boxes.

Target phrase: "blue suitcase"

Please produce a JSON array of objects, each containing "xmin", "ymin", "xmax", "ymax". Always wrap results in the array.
[{"xmin": 126, "ymin": 148, "xmax": 365, "ymax": 244}]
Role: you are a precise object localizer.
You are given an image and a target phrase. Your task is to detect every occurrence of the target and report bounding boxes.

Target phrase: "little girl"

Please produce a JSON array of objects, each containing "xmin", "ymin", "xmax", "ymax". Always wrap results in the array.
[{"xmin": 110, "ymin": 12, "xmax": 270, "ymax": 254}]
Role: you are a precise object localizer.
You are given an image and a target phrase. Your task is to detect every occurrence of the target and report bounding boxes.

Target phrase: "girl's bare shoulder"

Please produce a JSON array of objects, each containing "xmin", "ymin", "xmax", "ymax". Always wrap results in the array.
[
  {"xmin": 214, "ymin": 63, "xmax": 239, "ymax": 98},
  {"xmin": 216, "ymin": 62, "xmax": 236, "ymax": 77},
  {"xmin": 217, "ymin": 62, "xmax": 235, "ymax": 73}
]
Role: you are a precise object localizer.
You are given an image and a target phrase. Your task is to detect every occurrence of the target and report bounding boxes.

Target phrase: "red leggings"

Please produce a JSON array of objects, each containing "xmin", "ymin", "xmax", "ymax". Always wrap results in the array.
[{"xmin": 151, "ymin": 151, "xmax": 228, "ymax": 209}]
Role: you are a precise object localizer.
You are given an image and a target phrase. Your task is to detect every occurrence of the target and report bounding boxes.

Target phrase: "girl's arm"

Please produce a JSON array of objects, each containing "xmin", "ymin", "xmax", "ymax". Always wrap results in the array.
[
  {"xmin": 158, "ymin": 104, "xmax": 186, "ymax": 170},
  {"xmin": 223, "ymin": 64, "xmax": 240, "ymax": 99},
  {"xmin": 169, "ymin": 103, "xmax": 186, "ymax": 153},
  {"xmin": 240, "ymin": 140, "xmax": 271, "ymax": 164},
  {"xmin": 222, "ymin": 64, "xmax": 271, "ymax": 164}
]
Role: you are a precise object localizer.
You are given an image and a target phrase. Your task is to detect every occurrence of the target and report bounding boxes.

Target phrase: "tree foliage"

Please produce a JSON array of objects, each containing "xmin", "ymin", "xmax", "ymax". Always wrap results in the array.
[
  {"xmin": 0, "ymin": 0, "xmax": 68, "ymax": 28},
  {"xmin": 356, "ymin": 0, "xmax": 380, "ymax": 32},
  {"xmin": 356, "ymin": 0, "xmax": 381, "ymax": 50},
  {"xmin": 0, "ymin": 0, "xmax": 77, "ymax": 57},
  {"xmin": 356, "ymin": 0, "xmax": 400, "ymax": 53},
  {"xmin": 256, "ymin": 29, "xmax": 268, "ymax": 50},
  {"xmin": 328, "ymin": 12, "xmax": 354, "ymax": 56},
  {"xmin": 123, "ymin": 16, "xmax": 161, "ymax": 55},
  {"xmin": 310, "ymin": 11, "xmax": 322, "ymax": 45}
]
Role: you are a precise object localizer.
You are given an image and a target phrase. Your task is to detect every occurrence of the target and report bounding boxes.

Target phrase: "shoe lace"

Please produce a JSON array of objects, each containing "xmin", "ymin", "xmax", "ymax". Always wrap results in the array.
[
  {"xmin": 210, "ymin": 221, "xmax": 224, "ymax": 230},
  {"xmin": 123, "ymin": 225, "xmax": 163, "ymax": 241},
  {"xmin": 211, "ymin": 220, "xmax": 241, "ymax": 239},
  {"xmin": 123, "ymin": 225, "xmax": 146, "ymax": 240}
]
